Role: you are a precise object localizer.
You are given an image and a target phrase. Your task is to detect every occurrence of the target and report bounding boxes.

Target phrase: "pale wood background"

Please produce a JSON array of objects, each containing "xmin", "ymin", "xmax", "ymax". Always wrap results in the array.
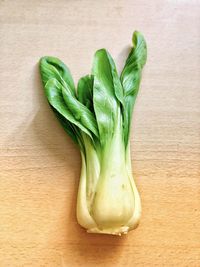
[{"xmin": 0, "ymin": 0, "xmax": 200, "ymax": 266}]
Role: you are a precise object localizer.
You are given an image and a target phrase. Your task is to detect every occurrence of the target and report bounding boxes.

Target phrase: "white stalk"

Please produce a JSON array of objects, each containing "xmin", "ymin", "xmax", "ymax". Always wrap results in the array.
[{"xmin": 76, "ymin": 111, "xmax": 141, "ymax": 235}]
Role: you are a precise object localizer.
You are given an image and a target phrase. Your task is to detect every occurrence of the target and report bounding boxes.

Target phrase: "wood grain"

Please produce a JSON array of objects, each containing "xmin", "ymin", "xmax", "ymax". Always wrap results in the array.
[{"xmin": 0, "ymin": 0, "xmax": 200, "ymax": 266}]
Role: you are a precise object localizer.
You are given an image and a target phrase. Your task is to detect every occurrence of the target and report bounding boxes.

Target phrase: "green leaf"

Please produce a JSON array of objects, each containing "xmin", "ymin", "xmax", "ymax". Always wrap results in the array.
[
  {"xmin": 39, "ymin": 57, "xmax": 84, "ymax": 147},
  {"xmin": 77, "ymin": 75, "xmax": 94, "ymax": 112},
  {"xmin": 92, "ymin": 49, "xmax": 122, "ymax": 144},
  {"xmin": 40, "ymin": 56, "xmax": 76, "ymax": 97},
  {"xmin": 62, "ymin": 85, "xmax": 99, "ymax": 138},
  {"xmin": 120, "ymin": 31, "xmax": 147, "ymax": 146},
  {"xmin": 44, "ymin": 78, "xmax": 98, "ymax": 140},
  {"xmin": 106, "ymin": 51, "xmax": 124, "ymax": 106},
  {"xmin": 39, "ymin": 57, "xmax": 99, "ymax": 145}
]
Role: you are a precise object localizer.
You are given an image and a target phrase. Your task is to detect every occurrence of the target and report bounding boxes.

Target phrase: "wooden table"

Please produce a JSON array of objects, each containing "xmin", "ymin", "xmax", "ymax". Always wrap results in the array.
[{"xmin": 0, "ymin": 1, "xmax": 199, "ymax": 266}]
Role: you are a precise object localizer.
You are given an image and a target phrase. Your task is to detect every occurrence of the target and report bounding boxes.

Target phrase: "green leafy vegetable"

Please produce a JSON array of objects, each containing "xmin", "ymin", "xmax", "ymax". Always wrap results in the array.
[{"xmin": 39, "ymin": 31, "xmax": 147, "ymax": 235}]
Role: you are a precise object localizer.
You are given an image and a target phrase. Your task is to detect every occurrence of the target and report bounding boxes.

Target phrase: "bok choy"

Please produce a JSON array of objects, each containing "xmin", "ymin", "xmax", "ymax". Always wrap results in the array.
[{"xmin": 39, "ymin": 31, "xmax": 147, "ymax": 235}]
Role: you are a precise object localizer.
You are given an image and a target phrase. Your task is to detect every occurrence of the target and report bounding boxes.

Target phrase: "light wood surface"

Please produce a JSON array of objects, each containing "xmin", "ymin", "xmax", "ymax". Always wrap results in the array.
[{"xmin": 0, "ymin": 0, "xmax": 200, "ymax": 266}]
